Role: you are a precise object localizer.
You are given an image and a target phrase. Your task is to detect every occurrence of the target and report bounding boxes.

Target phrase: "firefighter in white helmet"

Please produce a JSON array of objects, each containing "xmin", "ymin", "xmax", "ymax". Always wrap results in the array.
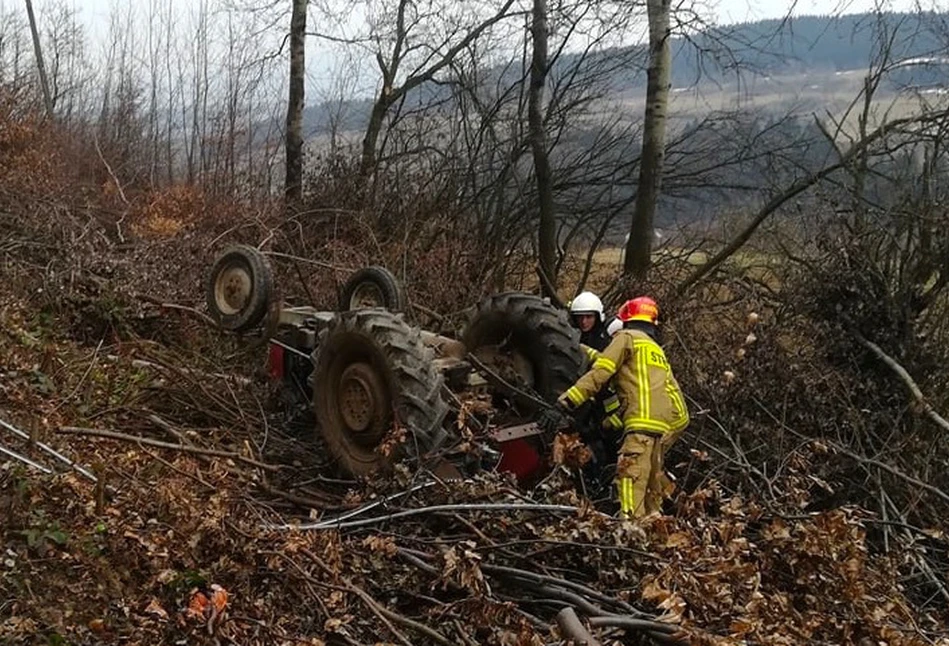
[
  {"xmin": 568, "ymin": 291, "xmax": 614, "ymax": 352},
  {"xmin": 567, "ymin": 292, "xmax": 623, "ymax": 431},
  {"xmin": 564, "ymin": 291, "xmax": 623, "ymax": 498}
]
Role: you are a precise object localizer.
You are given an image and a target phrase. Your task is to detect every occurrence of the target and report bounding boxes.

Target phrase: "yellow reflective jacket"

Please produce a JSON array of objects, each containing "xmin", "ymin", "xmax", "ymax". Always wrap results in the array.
[
  {"xmin": 579, "ymin": 344, "xmax": 622, "ymax": 431},
  {"xmin": 565, "ymin": 329, "xmax": 689, "ymax": 435}
]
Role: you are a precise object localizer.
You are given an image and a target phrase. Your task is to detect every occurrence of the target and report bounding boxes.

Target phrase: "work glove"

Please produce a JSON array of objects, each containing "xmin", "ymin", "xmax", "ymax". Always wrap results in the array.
[
  {"xmin": 536, "ymin": 407, "xmax": 565, "ymax": 433},
  {"xmin": 556, "ymin": 392, "xmax": 577, "ymax": 412}
]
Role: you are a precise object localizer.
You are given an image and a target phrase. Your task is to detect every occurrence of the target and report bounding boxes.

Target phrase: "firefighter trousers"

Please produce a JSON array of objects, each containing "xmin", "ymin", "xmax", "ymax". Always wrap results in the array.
[{"xmin": 615, "ymin": 426, "xmax": 684, "ymax": 519}]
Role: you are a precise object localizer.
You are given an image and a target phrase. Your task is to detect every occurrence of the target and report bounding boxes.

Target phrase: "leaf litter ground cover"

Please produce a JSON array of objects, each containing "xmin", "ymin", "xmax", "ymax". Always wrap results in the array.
[{"xmin": 1, "ymin": 247, "xmax": 947, "ymax": 646}]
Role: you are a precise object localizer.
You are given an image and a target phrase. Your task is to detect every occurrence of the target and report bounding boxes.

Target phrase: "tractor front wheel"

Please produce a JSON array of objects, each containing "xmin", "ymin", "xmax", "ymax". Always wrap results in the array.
[{"xmin": 310, "ymin": 309, "xmax": 449, "ymax": 477}]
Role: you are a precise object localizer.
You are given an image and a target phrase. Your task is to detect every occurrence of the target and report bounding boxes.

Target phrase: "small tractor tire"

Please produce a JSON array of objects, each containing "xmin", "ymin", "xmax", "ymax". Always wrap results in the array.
[
  {"xmin": 206, "ymin": 245, "xmax": 273, "ymax": 332},
  {"xmin": 339, "ymin": 266, "xmax": 407, "ymax": 312},
  {"xmin": 310, "ymin": 309, "xmax": 449, "ymax": 477},
  {"xmin": 462, "ymin": 292, "xmax": 585, "ymax": 406}
]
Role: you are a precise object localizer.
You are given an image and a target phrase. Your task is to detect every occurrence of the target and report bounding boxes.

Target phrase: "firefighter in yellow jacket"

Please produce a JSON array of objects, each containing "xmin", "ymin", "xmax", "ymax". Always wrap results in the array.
[{"xmin": 557, "ymin": 296, "xmax": 689, "ymax": 519}]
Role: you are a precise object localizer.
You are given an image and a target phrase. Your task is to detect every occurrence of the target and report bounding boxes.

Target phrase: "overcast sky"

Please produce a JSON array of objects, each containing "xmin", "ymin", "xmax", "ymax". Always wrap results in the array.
[
  {"xmin": 61, "ymin": 0, "xmax": 931, "ymax": 23},
  {"xmin": 54, "ymin": 0, "xmax": 926, "ymax": 31},
  {"xmin": 12, "ymin": 0, "xmax": 927, "ymax": 101}
]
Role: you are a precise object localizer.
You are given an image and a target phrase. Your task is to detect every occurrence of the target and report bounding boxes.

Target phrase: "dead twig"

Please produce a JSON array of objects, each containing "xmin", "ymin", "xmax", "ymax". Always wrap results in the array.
[
  {"xmin": 0, "ymin": 416, "xmax": 97, "ymax": 482},
  {"xmin": 0, "ymin": 442, "xmax": 52, "ymax": 473},
  {"xmin": 848, "ymin": 327, "xmax": 949, "ymax": 434},
  {"xmin": 136, "ymin": 294, "xmax": 219, "ymax": 327},
  {"xmin": 269, "ymin": 502, "xmax": 586, "ymax": 531},
  {"xmin": 304, "ymin": 548, "xmax": 453, "ymax": 646},
  {"xmin": 588, "ymin": 616, "xmax": 686, "ymax": 642},
  {"xmin": 880, "ymin": 489, "xmax": 949, "ymax": 605},
  {"xmin": 52, "ymin": 337, "xmax": 104, "ymax": 412},
  {"xmin": 256, "ymin": 478, "xmax": 341, "ymax": 509},
  {"xmin": 146, "ymin": 413, "xmax": 194, "ymax": 446},
  {"xmin": 535, "ymin": 265, "xmax": 564, "ymax": 308},
  {"xmin": 58, "ymin": 426, "xmax": 282, "ymax": 472},
  {"xmin": 466, "ymin": 353, "xmax": 553, "ymax": 411},
  {"xmin": 412, "ymin": 301, "xmax": 444, "ymax": 323},
  {"xmin": 751, "ymin": 397, "xmax": 949, "ymax": 505},
  {"xmin": 265, "ymin": 250, "xmax": 347, "ymax": 272}
]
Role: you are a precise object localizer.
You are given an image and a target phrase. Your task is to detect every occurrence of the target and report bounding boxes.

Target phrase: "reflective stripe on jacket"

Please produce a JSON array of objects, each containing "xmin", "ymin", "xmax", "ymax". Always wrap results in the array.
[
  {"xmin": 567, "ymin": 330, "xmax": 689, "ymax": 435},
  {"xmin": 580, "ymin": 343, "xmax": 622, "ymax": 430}
]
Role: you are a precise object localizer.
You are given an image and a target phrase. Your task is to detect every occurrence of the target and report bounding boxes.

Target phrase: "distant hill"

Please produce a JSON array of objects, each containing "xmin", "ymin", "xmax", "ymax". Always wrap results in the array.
[
  {"xmin": 302, "ymin": 11, "xmax": 949, "ymax": 137},
  {"xmin": 549, "ymin": 11, "xmax": 947, "ymax": 93},
  {"xmin": 668, "ymin": 11, "xmax": 945, "ymax": 84}
]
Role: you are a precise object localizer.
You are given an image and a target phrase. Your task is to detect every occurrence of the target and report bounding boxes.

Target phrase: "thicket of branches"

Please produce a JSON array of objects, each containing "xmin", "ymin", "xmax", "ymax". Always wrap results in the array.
[{"xmin": 3, "ymin": 0, "xmax": 949, "ymax": 624}]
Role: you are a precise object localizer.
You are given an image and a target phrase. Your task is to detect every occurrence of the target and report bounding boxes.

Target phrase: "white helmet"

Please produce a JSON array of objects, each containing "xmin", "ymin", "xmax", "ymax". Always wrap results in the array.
[
  {"xmin": 569, "ymin": 291, "xmax": 604, "ymax": 321},
  {"xmin": 606, "ymin": 318, "xmax": 623, "ymax": 336}
]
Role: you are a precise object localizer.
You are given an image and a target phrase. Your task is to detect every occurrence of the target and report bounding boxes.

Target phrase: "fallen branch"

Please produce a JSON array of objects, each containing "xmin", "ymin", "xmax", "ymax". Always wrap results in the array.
[
  {"xmin": 881, "ymin": 489, "xmax": 949, "ymax": 605},
  {"xmin": 265, "ymin": 250, "xmax": 347, "ymax": 272},
  {"xmin": 146, "ymin": 413, "xmax": 194, "ymax": 446},
  {"xmin": 411, "ymin": 301, "xmax": 445, "ymax": 322},
  {"xmin": 0, "ymin": 442, "xmax": 52, "ymax": 474},
  {"xmin": 849, "ymin": 328, "xmax": 949, "ymax": 434},
  {"xmin": 58, "ymin": 426, "xmax": 282, "ymax": 472},
  {"xmin": 479, "ymin": 562, "xmax": 644, "ymax": 617},
  {"xmin": 588, "ymin": 616, "xmax": 686, "ymax": 642},
  {"xmin": 304, "ymin": 481, "xmax": 437, "ymax": 529},
  {"xmin": 556, "ymin": 607, "xmax": 602, "ymax": 646},
  {"xmin": 268, "ymin": 502, "xmax": 586, "ymax": 531},
  {"xmin": 135, "ymin": 294, "xmax": 219, "ymax": 327},
  {"xmin": 0, "ymin": 416, "xmax": 97, "ymax": 482},
  {"xmin": 751, "ymin": 397, "xmax": 949, "ymax": 505},
  {"xmin": 304, "ymin": 548, "xmax": 453, "ymax": 646},
  {"xmin": 398, "ymin": 546, "xmax": 678, "ymax": 641}
]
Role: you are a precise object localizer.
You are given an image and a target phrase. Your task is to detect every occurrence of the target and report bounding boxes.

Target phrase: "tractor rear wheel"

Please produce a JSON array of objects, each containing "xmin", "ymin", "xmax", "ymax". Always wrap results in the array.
[
  {"xmin": 462, "ymin": 292, "xmax": 585, "ymax": 407},
  {"xmin": 310, "ymin": 309, "xmax": 449, "ymax": 477}
]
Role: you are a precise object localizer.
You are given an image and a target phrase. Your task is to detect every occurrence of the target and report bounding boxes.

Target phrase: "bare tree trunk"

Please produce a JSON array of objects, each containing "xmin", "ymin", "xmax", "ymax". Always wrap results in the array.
[
  {"xmin": 529, "ymin": 0, "xmax": 556, "ymax": 295},
  {"xmin": 24, "ymin": 0, "xmax": 53, "ymax": 117},
  {"xmin": 624, "ymin": 0, "xmax": 672, "ymax": 278},
  {"xmin": 360, "ymin": 95, "xmax": 391, "ymax": 177},
  {"xmin": 285, "ymin": 0, "xmax": 307, "ymax": 210}
]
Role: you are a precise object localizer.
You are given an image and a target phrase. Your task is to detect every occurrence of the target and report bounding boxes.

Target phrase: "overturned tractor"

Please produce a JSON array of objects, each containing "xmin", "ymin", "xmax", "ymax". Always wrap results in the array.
[{"xmin": 206, "ymin": 245, "xmax": 586, "ymax": 483}]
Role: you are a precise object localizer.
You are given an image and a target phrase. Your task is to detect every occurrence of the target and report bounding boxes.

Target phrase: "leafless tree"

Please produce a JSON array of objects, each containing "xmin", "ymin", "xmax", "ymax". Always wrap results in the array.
[
  {"xmin": 623, "ymin": 0, "xmax": 672, "ymax": 278},
  {"xmin": 341, "ymin": 0, "xmax": 520, "ymax": 178},
  {"xmin": 529, "ymin": 0, "xmax": 556, "ymax": 295},
  {"xmin": 286, "ymin": 0, "xmax": 308, "ymax": 209},
  {"xmin": 24, "ymin": 0, "xmax": 53, "ymax": 117}
]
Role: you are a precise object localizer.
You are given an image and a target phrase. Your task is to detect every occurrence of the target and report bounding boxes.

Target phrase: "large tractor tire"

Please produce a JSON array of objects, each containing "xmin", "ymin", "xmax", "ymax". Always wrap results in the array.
[
  {"xmin": 462, "ymin": 292, "xmax": 585, "ymax": 407},
  {"xmin": 338, "ymin": 266, "xmax": 407, "ymax": 312},
  {"xmin": 206, "ymin": 245, "xmax": 273, "ymax": 332},
  {"xmin": 310, "ymin": 309, "xmax": 449, "ymax": 477}
]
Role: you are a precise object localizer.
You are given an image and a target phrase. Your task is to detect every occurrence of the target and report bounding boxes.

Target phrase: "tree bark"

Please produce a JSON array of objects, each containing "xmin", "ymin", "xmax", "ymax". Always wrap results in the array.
[
  {"xmin": 529, "ymin": 0, "xmax": 556, "ymax": 296},
  {"xmin": 624, "ymin": 0, "xmax": 672, "ymax": 278},
  {"xmin": 24, "ymin": 0, "xmax": 54, "ymax": 118},
  {"xmin": 360, "ymin": 86, "xmax": 393, "ymax": 177},
  {"xmin": 285, "ymin": 0, "xmax": 307, "ymax": 210}
]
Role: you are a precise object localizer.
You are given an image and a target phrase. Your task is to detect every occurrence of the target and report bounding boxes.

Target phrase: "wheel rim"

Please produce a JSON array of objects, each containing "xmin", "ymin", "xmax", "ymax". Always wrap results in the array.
[
  {"xmin": 473, "ymin": 345, "xmax": 536, "ymax": 389},
  {"xmin": 214, "ymin": 263, "xmax": 252, "ymax": 315},
  {"xmin": 349, "ymin": 283, "xmax": 385, "ymax": 309},
  {"xmin": 337, "ymin": 362, "xmax": 388, "ymax": 446}
]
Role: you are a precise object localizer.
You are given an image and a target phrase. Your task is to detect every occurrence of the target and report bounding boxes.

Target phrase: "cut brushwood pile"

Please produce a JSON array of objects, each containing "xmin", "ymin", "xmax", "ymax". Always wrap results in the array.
[
  {"xmin": 2, "ymin": 279, "xmax": 947, "ymax": 646},
  {"xmin": 2, "ymin": 202, "xmax": 948, "ymax": 645}
]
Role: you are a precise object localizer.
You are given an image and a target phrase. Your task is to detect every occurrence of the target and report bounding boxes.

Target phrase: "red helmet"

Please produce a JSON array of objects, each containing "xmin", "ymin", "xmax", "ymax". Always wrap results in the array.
[{"xmin": 617, "ymin": 296, "xmax": 659, "ymax": 324}]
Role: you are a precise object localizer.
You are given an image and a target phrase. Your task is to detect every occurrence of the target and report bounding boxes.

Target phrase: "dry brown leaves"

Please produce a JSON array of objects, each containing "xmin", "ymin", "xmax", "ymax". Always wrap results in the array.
[
  {"xmin": 637, "ymin": 486, "xmax": 939, "ymax": 645},
  {"xmin": 551, "ymin": 432, "xmax": 593, "ymax": 469}
]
